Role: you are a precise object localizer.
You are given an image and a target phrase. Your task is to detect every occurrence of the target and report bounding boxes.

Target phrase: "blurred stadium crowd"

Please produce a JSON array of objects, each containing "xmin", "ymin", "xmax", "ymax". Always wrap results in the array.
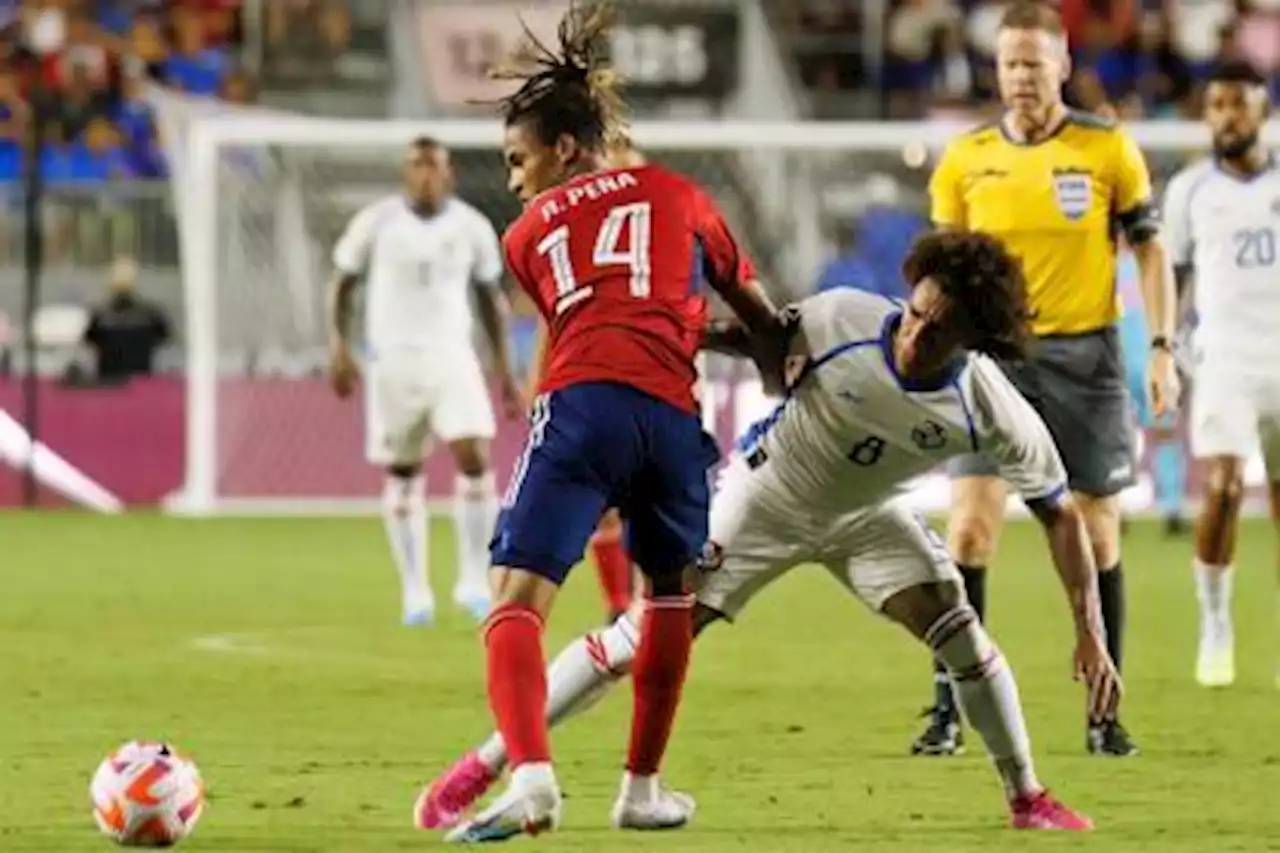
[
  {"xmin": 785, "ymin": 0, "xmax": 1280, "ymax": 119},
  {"xmin": 0, "ymin": 0, "xmax": 358, "ymax": 183},
  {"xmin": 0, "ymin": 0, "xmax": 1274, "ymax": 185}
]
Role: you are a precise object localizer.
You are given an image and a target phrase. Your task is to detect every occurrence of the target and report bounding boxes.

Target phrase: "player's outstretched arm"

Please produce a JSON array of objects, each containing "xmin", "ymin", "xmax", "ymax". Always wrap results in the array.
[
  {"xmin": 702, "ymin": 306, "xmax": 801, "ymax": 396},
  {"xmin": 1023, "ymin": 494, "xmax": 1120, "ymax": 720},
  {"xmin": 701, "ymin": 318, "xmax": 754, "ymax": 358},
  {"xmin": 1024, "ymin": 495, "xmax": 1105, "ymax": 641},
  {"xmin": 686, "ymin": 183, "xmax": 783, "ymax": 337}
]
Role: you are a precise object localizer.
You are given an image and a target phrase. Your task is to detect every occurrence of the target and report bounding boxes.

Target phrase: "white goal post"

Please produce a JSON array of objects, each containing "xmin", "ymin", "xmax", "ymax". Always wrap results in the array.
[{"xmin": 152, "ymin": 87, "xmax": 1280, "ymax": 516}]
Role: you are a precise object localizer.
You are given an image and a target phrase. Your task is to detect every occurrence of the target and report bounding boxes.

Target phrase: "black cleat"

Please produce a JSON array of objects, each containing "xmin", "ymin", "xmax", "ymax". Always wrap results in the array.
[
  {"xmin": 1087, "ymin": 719, "xmax": 1139, "ymax": 756},
  {"xmin": 1163, "ymin": 514, "xmax": 1189, "ymax": 537},
  {"xmin": 911, "ymin": 706, "xmax": 965, "ymax": 756}
]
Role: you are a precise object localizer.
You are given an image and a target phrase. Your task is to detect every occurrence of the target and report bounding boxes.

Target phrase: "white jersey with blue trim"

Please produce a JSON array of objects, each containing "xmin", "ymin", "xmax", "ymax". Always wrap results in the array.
[
  {"xmin": 741, "ymin": 289, "xmax": 1067, "ymax": 512},
  {"xmin": 1163, "ymin": 154, "xmax": 1280, "ymax": 373}
]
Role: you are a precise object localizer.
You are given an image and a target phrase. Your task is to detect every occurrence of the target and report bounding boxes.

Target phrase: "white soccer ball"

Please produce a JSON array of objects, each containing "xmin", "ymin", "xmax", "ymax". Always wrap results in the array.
[{"xmin": 90, "ymin": 741, "xmax": 205, "ymax": 847}]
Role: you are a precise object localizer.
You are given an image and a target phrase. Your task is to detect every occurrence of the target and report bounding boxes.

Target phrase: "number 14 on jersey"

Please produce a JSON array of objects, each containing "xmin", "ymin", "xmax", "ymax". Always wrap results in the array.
[{"xmin": 536, "ymin": 202, "xmax": 653, "ymax": 314}]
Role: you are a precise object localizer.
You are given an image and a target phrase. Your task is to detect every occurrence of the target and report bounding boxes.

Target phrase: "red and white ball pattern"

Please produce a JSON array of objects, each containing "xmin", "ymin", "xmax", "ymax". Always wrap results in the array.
[{"xmin": 90, "ymin": 741, "xmax": 204, "ymax": 847}]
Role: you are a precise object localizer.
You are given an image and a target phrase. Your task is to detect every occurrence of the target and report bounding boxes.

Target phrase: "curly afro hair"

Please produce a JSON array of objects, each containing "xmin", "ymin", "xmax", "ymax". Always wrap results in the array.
[{"xmin": 902, "ymin": 230, "xmax": 1036, "ymax": 361}]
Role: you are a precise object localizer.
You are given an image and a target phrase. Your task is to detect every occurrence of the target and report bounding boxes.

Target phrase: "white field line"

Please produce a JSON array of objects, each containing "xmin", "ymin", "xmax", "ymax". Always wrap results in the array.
[{"xmin": 190, "ymin": 632, "xmax": 432, "ymax": 678}]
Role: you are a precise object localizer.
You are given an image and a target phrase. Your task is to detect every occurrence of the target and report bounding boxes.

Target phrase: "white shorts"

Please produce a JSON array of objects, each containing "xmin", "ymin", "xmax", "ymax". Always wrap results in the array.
[
  {"xmin": 1190, "ymin": 364, "xmax": 1280, "ymax": 474},
  {"xmin": 363, "ymin": 348, "xmax": 496, "ymax": 467},
  {"xmin": 697, "ymin": 458, "xmax": 960, "ymax": 619}
]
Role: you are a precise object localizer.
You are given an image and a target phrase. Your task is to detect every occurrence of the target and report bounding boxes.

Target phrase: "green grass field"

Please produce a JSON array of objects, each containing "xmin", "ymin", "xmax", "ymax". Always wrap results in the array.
[{"xmin": 2, "ymin": 513, "xmax": 1278, "ymax": 852}]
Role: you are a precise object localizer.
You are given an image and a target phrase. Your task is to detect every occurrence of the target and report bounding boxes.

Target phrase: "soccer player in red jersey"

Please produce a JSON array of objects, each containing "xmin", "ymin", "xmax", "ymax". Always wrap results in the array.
[{"xmin": 421, "ymin": 3, "xmax": 782, "ymax": 843}]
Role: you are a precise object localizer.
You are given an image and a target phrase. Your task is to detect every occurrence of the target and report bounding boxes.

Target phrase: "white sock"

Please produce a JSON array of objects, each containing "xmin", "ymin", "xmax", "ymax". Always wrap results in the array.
[
  {"xmin": 1194, "ymin": 559, "xmax": 1233, "ymax": 625},
  {"xmin": 617, "ymin": 771, "xmax": 659, "ymax": 803},
  {"xmin": 382, "ymin": 474, "xmax": 431, "ymax": 614},
  {"xmin": 453, "ymin": 472, "xmax": 498, "ymax": 600},
  {"xmin": 476, "ymin": 612, "xmax": 638, "ymax": 772},
  {"xmin": 928, "ymin": 607, "xmax": 1040, "ymax": 801},
  {"xmin": 510, "ymin": 761, "xmax": 558, "ymax": 793}
]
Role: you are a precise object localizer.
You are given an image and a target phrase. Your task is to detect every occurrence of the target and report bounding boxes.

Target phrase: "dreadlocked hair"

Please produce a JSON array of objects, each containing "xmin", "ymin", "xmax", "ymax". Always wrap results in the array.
[
  {"xmin": 902, "ymin": 230, "xmax": 1036, "ymax": 362},
  {"xmin": 488, "ymin": 0, "xmax": 628, "ymax": 150}
]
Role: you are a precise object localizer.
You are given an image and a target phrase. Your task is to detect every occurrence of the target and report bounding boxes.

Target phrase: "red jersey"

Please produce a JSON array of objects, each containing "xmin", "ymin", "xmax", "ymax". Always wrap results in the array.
[{"xmin": 503, "ymin": 164, "xmax": 756, "ymax": 414}]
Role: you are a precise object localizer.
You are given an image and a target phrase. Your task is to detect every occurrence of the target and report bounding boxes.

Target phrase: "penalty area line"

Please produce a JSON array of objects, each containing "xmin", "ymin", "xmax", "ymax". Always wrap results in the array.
[{"xmin": 189, "ymin": 633, "xmax": 426, "ymax": 678}]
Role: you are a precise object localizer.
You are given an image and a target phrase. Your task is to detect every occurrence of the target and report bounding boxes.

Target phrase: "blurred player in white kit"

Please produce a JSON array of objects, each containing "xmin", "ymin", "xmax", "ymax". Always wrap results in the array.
[
  {"xmin": 1161, "ymin": 62, "xmax": 1280, "ymax": 687},
  {"xmin": 327, "ymin": 137, "xmax": 522, "ymax": 626},
  {"xmin": 420, "ymin": 230, "xmax": 1118, "ymax": 833}
]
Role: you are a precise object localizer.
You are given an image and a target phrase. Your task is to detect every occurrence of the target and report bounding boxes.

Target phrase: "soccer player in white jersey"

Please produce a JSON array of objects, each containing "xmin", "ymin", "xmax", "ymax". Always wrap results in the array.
[
  {"xmin": 1161, "ymin": 62, "xmax": 1280, "ymax": 687},
  {"xmin": 328, "ymin": 137, "xmax": 522, "ymax": 627},
  {"xmin": 419, "ymin": 230, "xmax": 1118, "ymax": 835}
]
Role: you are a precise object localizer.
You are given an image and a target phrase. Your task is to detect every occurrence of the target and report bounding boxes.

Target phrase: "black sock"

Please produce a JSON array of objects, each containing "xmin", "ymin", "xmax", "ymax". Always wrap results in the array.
[
  {"xmin": 1098, "ymin": 563, "xmax": 1125, "ymax": 673},
  {"xmin": 931, "ymin": 657, "xmax": 955, "ymax": 715},
  {"xmin": 931, "ymin": 564, "xmax": 988, "ymax": 717},
  {"xmin": 958, "ymin": 564, "xmax": 987, "ymax": 623}
]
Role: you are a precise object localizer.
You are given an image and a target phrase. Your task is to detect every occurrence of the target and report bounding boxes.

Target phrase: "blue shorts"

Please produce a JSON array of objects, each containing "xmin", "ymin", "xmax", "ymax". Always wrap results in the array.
[{"xmin": 491, "ymin": 382, "xmax": 720, "ymax": 584}]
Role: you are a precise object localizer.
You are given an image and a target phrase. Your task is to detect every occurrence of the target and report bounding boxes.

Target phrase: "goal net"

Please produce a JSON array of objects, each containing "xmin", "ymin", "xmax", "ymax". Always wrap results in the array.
[{"xmin": 151, "ymin": 85, "xmax": 1280, "ymax": 516}]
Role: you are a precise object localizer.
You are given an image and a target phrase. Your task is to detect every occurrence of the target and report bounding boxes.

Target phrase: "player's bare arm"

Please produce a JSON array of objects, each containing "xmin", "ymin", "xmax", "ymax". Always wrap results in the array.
[
  {"xmin": 1126, "ymin": 224, "xmax": 1173, "ymax": 336},
  {"xmin": 703, "ymin": 281, "xmax": 786, "ymax": 392},
  {"xmin": 1128, "ymin": 232, "xmax": 1179, "ymax": 415},
  {"xmin": 700, "ymin": 318, "xmax": 752, "ymax": 358},
  {"xmin": 702, "ymin": 307, "xmax": 799, "ymax": 397},
  {"xmin": 685, "ymin": 183, "xmax": 784, "ymax": 344},
  {"xmin": 1113, "ymin": 123, "xmax": 1180, "ymax": 416},
  {"xmin": 526, "ymin": 321, "xmax": 547, "ymax": 400},
  {"xmin": 1173, "ymin": 265, "xmax": 1194, "ymax": 318},
  {"xmin": 984, "ymin": 368, "xmax": 1119, "ymax": 716},
  {"xmin": 713, "ymin": 278, "xmax": 782, "ymax": 343},
  {"xmin": 326, "ymin": 270, "xmax": 361, "ymax": 398},
  {"xmin": 1024, "ymin": 494, "xmax": 1120, "ymax": 720},
  {"xmin": 474, "ymin": 280, "xmax": 523, "ymax": 418}
]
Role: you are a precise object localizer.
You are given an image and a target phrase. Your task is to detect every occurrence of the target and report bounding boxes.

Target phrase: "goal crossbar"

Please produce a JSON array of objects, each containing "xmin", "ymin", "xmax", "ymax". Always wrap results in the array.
[{"xmin": 186, "ymin": 116, "xmax": 1280, "ymax": 151}]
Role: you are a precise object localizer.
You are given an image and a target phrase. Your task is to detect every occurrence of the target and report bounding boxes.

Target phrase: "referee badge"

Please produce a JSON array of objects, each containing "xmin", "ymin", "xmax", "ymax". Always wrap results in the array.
[{"xmin": 1052, "ymin": 171, "xmax": 1092, "ymax": 221}]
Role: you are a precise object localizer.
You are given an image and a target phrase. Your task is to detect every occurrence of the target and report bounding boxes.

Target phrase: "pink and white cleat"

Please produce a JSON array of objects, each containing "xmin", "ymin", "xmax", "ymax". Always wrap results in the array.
[
  {"xmin": 414, "ymin": 752, "xmax": 499, "ymax": 830},
  {"xmin": 1010, "ymin": 791, "xmax": 1094, "ymax": 830}
]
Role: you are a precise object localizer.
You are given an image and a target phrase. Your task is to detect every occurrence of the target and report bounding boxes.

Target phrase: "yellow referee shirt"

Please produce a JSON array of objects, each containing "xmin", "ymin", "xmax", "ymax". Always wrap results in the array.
[{"xmin": 929, "ymin": 111, "xmax": 1159, "ymax": 336}]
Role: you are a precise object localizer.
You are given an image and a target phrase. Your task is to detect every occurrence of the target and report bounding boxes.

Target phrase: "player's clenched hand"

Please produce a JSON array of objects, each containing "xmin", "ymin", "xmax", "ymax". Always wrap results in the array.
[
  {"xmin": 1073, "ymin": 630, "xmax": 1122, "ymax": 722},
  {"xmin": 1147, "ymin": 348, "xmax": 1180, "ymax": 416},
  {"xmin": 328, "ymin": 343, "xmax": 359, "ymax": 399},
  {"xmin": 683, "ymin": 541, "xmax": 724, "ymax": 593}
]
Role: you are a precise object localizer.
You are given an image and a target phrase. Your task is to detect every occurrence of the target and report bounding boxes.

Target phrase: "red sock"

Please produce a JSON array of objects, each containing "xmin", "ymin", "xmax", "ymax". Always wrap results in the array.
[
  {"xmin": 484, "ymin": 603, "xmax": 550, "ymax": 767},
  {"xmin": 626, "ymin": 595, "xmax": 695, "ymax": 776},
  {"xmin": 591, "ymin": 535, "xmax": 633, "ymax": 617}
]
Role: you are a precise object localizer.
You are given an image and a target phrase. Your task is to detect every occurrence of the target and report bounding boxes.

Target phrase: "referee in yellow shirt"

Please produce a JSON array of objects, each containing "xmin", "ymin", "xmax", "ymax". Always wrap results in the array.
[{"xmin": 914, "ymin": 1, "xmax": 1179, "ymax": 758}]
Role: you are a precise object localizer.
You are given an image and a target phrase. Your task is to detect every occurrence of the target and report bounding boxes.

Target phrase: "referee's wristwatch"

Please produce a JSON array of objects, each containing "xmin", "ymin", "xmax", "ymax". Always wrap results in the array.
[{"xmin": 1150, "ymin": 335, "xmax": 1173, "ymax": 353}]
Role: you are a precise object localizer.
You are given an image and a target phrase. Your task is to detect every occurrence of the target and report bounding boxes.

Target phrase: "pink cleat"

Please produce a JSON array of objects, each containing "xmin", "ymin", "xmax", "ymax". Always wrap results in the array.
[
  {"xmin": 1010, "ymin": 791, "xmax": 1094, "ymax": 830},
  {"xmin": 413, "ymin": 752, "xmax": 499, "ymax": 830}
]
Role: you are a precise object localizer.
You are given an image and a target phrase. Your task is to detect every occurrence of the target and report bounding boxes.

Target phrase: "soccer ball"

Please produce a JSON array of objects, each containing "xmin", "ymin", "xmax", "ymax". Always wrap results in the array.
[{"xmin": 90, "ymin": 741, "xmax": 205, "ymax": 847}]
